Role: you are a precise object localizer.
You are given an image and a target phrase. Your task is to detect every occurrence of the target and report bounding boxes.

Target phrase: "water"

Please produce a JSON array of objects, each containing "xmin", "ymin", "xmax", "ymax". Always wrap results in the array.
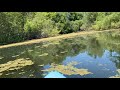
[{"xmin": 0, "ymin": 30, "xmax": 120, "ymax": 78}]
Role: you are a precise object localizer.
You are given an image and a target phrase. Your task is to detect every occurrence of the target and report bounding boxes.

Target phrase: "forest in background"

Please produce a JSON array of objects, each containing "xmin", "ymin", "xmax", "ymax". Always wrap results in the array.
[{"xmin": 0, "ymin": 12, "xmax": 120, "ymax": 45}]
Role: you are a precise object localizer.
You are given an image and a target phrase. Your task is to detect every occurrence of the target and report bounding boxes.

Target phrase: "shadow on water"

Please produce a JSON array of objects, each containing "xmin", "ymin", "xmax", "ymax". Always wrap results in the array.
[{"xmin": 0, "ymin": 30, "xmax": 120, "ymax": 78}]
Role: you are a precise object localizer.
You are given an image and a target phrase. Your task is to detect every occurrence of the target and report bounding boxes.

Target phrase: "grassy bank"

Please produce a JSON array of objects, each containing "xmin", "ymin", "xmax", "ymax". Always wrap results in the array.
[{"xmin": 0, "ymin": 29, "xmax": 119, "ymax": 49}]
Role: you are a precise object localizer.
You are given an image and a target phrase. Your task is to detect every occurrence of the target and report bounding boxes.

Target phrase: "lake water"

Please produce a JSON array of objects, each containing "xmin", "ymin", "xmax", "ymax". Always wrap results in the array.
[{"xmin": 0, "ymin": 30, "xmax": 120, "ymax": 78}]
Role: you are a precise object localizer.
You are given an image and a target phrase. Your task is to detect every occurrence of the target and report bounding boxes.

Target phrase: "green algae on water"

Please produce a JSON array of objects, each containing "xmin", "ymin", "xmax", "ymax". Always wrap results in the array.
[{"xmin": 43, "ymin": 61, "xmax": 92, "ymax": 76}]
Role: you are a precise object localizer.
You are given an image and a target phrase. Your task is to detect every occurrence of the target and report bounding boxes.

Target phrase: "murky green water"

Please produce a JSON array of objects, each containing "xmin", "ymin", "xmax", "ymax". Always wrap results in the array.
[{"xmin": 0, "ymin": 30, "xmax": 120, "ymax": 78}]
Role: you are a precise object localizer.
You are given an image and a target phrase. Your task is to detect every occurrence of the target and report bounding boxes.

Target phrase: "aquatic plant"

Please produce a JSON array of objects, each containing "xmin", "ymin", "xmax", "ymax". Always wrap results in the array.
[
  {"xmin": 109, "ymin": 69, "xmax": 120, "ymax": 78},
  {"xmin": 39, "ymin": 53, "xmax": 48, "ymax": 57},
  {"xmin": 0, "ymin": 58, "xmax": 34, "ymax": 74},
  {"xmin": 43, "ymin": 61, "xmax": 92, "ymax": 76}
]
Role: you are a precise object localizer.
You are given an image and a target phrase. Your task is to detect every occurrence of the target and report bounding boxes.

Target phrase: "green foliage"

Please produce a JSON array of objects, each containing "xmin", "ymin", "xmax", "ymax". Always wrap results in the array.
[
  {"xmin": 52, "ymin": 12, "xmax": 83, "ymax": 34},
  {"xmin": 92, "ymin": 12, "xmax": 120, "ymax": 30},
  {"xmin": 0, "ymin": 12, "xmax": 27, "ymax": 44},
  {"xmin": 81, "ymin": 12, "xmax": 98, "ymax": 30},
  {"xmin": 24, "ymin": 12, "xmax": 60, "ymax": 39},
  {"xmin": 70, "ymin": 20, "xmax": 83, "ymax": 32},
  {"xmin": 0, "ymin": 12, "xmax": 120, "ymax": 45}
]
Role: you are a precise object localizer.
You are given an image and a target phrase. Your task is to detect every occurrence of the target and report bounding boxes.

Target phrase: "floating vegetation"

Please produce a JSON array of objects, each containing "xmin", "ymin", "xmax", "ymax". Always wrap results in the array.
[
  {"xmin": 87, "ymin": 61, "xmax": 93, "ymax": 63},
  {"xmin": 0, "ymin": 73, "xmax": 2, "ymax": 76},
  {"xmin": 43, "ymin": 61, "xmax": 92, "ymax": 76},
  {"xmin": 21, "ymin": 69, "xmax": 24, "ymax": 71},
  {"xmin": 5, "ymin": 73, "xmax": 10, "ymax": 75},
  {"xmin": 35, "ymin": 46, "xmax": 41, "ymax": 48},
  {"xmin": 39, "ymin": 53, "xmax": 48, "ymax": 57},
  {"xmin": 0, "ymin": 56, "xmax": 4, "ymax": 60},
  {"xmin": 29, "ymin": 74, "xmax": 34, "ymax": 77},
  {"xmin": 55, "ymin": 55, "xmax": 59, "ymax": 57},
  {"xmin": 42, "ymin": 74, "xmax": 47, "ymax": 76},
  {"xmin": 38, "ymin": 64, "xmax": 44, "ymax": 66},
  {"xmin": 28, "ymin": 50, "xmax": 34, "ymax": 52},
  {"xmin": 109, "ymin": 75, "xmax": 120, "ymax": 78},
  {"xmin": 19, "ymin": 72, "xmax": 25, "ymax": 74},
  {"xmin": 36, "ymin": 52, "xmax": 40, "ymax": 54},
  {"xmin": 60, "ymin": 51, "xmax": 68, "ymax": 54},
  {"xmin": 109, "ymin": 69, "xmax": 120, "ymax": 78},
  {"xmin": 0, "ymin": 58, "xmax": 34, "ymax": 73},
  {"xmin": 117, "ymin": 69, "xmax": 120, "ymax": 73},
  {"xmin": 12, "ymin": 54, "xmax": 20, "ymax": 58},
  {"xmin": 53, "ymin": 42, "xmax": 60, "ymax": 45},
  {"xmin": 26, "ymin": 58, "xmax": 30, "ymax": 60},
  {"xmin": 67, "ymin": 61, "xmax": 79, "ymax": 66},
  {"xmin": 49, "ymin": 41, "xmax": 60, "ymax": 45},
  {"xmin": 42, "ymin": 44, "xmax": 49, "ymax": 48},
  {"xmin": 102, "ymin": 68, "xmax": 110, "ymax": 71},
  {"xmin": 12, "ymin": 56, "xmax": 16, "ymax": 58},
  {"xmin": 98, "ymin": 64, "xmax": 104, "ymax": 66},
  {"xmin": 20, "ymin": 51, "xmax": 26, "ymax": 54}
]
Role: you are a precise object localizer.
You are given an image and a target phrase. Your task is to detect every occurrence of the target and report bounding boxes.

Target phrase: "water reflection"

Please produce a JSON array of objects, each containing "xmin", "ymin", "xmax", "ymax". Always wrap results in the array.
[{"xmin": 0, "ymin": 30, "xmax": 120, "ymax": 78}]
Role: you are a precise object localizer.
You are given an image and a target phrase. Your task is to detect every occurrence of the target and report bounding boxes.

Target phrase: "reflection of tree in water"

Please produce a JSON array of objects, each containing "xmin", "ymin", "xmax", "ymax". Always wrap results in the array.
[
  {"xmin": 114, "ymin": 56, "xmax": 120, "ymax": 69},
  {"xmin": 86, "ymin": 36, "xmax": 104, "ymax": 58},
  {"xmin": 0, "ymin": 30, "xmax": 120, "ymax": 77},
  {"xmin": 27, "ymin": 38, "xmax": 86, "ymax": 64},
  {"xmin": 98, "ymin": 31, "xmax": 120, "ymax": 69},
  {"xmin": 0, "ymin": 37, "xmax": 88, "ymax": 77},
  {"xmin": 110, "ymin": 55, "xmax": 120, "ymax": 69}
]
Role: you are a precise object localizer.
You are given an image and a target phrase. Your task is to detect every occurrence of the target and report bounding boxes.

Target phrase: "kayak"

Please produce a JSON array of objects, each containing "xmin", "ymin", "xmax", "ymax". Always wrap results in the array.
[{"xmin": 44, "ymin": 71, "xmax": 66, "ymax": 78}]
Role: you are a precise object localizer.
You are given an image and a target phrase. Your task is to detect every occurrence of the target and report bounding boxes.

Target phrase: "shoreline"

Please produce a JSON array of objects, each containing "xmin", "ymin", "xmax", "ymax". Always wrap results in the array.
[{"xmin": 0, "ymin": 29, "xmax": 119, "ymax": 49}]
